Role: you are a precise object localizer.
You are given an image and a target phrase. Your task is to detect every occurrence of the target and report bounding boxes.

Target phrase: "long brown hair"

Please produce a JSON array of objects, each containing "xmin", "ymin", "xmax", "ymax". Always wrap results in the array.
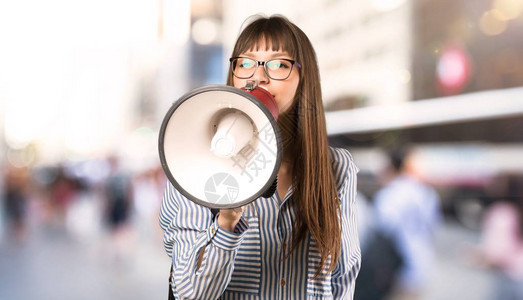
[{"xmin": 226, "ymin": 15, "xmax": 341, "ymax": 278}]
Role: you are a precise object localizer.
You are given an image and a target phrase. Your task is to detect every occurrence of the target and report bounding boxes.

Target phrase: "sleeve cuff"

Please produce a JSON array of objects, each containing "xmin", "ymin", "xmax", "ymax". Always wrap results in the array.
[{"xmin": 208, "ymin": 216, "xmax": 249, "ymax": 251}]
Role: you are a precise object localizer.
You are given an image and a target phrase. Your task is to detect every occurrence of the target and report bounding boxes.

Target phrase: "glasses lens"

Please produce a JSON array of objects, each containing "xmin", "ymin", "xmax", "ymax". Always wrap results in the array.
[
  {"xmin": 232, "ymin": 58, "xmax": 256, "ymax": 79},
  {"xmin": 266, "ymin": 59, "xmax": 293, "ymax": 80}
]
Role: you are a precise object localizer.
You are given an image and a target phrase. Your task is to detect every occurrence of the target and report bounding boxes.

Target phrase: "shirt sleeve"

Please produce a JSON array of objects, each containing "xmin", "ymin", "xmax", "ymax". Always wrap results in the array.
[
  {"xmin": 330, "ymin": 148, "xmax": 362, "ymax": 299},
  {"xmin": 159, "ymin": 182, "xmax": 249, "ymax": 300}
]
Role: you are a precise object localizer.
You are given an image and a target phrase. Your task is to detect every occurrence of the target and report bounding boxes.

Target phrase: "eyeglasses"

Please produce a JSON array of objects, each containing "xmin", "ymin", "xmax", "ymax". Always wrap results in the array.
[{"xmin": 229, "ymin": 57, "xmax": 301, "ymax": 80}]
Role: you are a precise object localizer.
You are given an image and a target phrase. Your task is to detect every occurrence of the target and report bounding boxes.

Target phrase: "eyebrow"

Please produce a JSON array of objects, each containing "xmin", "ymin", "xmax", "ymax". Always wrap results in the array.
[{"xmin": 241, "ymin": 51, "xmax": 292, "ymax": 59}]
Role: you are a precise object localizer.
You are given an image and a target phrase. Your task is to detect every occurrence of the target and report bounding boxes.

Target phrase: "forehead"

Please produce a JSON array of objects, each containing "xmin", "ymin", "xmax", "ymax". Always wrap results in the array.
[
  {"xmin": 240, "ymin": 34, "xmax": 296, "ymax": 53},
  {"xmin": 240, "ymin": 50, "xmax": 292, "ymax": 59},
  {"xmin": 240, "ymin": 39, "xmax": 291, "ymax": 58}
]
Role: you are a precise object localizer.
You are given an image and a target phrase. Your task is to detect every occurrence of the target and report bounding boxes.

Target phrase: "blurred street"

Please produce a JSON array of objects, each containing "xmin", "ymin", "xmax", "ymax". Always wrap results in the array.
[
  {"xmin": 0, "ymin": 219, "xmax": 170, "ymax": 300},
  {"xmin": 0, "ymin": 214, "xmax": 492, "ymax": 300},
  {"xmin": 426, "ymin": 220, "xmax": 491, "ymax": 300},
  {"xmin": 0, "ymin": 163, "xmax": 171, "ymax": 300}
]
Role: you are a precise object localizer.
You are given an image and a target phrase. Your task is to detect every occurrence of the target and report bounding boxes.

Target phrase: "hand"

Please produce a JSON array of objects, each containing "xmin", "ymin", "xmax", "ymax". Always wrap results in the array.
[{"xmin": 217, "ymin": 207, "xmax": 244, "ymax": 232}]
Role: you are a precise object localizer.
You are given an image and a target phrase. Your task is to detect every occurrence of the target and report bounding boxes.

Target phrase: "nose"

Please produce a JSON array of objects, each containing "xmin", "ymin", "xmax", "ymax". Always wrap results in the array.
[{"xmin": 252, "ymin": 63, "xmax": 269, "ymax": 84}]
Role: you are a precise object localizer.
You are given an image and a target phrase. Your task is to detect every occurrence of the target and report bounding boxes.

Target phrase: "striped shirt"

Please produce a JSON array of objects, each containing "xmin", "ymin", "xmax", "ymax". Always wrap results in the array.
[{"xmin": 159, "ymin": 147, "xmax": 361, "ymax": 299}]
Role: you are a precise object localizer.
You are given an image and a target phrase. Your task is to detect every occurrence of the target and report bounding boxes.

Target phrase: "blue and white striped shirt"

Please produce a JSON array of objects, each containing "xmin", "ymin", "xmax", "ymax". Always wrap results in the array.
[{"xmin": 159, "ymin": 147, "xmax": 361, "ymax": 299}]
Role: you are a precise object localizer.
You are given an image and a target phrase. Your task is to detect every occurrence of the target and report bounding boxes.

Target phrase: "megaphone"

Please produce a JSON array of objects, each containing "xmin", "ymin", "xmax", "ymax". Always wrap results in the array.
[{"xmin": 158, "ymin": 81, "xmax": 282, "ymax": 209}]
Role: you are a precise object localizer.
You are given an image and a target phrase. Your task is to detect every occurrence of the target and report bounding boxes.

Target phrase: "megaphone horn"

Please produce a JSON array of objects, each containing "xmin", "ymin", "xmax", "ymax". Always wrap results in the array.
[{"xmin": 158, "ymin": 81, "xmax": 282, "ymax": 209}]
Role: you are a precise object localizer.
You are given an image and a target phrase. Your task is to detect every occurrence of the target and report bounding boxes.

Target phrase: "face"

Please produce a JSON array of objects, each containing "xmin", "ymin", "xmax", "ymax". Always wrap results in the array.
[{"xmin": 232, "ymin": 41, "xmax": 300, "ymax": 114}]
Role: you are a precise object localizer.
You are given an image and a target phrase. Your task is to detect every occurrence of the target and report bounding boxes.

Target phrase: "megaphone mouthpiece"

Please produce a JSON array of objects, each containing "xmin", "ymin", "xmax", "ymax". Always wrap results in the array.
[{"xmin": 242, "ymin": 85, "xmax": 279, "ymax": 121}]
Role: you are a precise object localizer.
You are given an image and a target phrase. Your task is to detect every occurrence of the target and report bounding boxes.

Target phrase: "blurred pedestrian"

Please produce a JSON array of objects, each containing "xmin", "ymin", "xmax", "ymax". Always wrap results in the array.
[
  {"xmin": 355, "ymin": 188, "xmax": 403, "ymax": 300},
  {"xmin": 49, "ymin": 165, "xmax": 79, "ymax": 228},
  {"xmin": 104, "ymin": 156, "xmax": 133, "ymax": 231},
  {"xmin": 2, "ymin": 165, "xmax": 30, "ymax": 244},
  {"xmin": 372, "ymin": 147, "xmax": 441, "ymax": 300},
  {"xmin": 356, "ymin": 191, "xmax": 374, "ymax": 252},
  {"xmin": 103, "ymin": 155, "xmax": 134, "ymax": 266},
  {"xmin": 478, "ymin": 173, "xmax": 523, "ymax": 300}
]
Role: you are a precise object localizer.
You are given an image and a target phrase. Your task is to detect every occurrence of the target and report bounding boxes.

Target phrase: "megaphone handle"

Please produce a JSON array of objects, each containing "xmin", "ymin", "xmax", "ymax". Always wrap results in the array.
[{"xmin": 261, "ymin": 177, "xmax": 278, "ymax": 198}]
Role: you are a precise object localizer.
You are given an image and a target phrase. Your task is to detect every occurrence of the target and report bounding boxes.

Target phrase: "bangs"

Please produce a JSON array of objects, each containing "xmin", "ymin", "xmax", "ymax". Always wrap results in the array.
[{"xmin": 234, "ymin": 17, "xmax": 298, "ymax": 58}]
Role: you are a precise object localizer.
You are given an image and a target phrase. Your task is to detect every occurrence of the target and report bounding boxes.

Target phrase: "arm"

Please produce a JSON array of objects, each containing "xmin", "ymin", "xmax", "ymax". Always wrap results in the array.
[
  {"xmin": 331, "ymin": 149, "xmax": 362, "ymax": 299},
  {"xmin": 159, "ymin": 183, "xmax": 249, "ymax": 300}
]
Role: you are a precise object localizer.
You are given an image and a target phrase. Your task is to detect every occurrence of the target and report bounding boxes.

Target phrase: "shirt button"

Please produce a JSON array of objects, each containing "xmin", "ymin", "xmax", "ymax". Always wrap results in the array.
[
  {"xmin": 281, "ymin": 279, "xmax": 286, "ymax": 286},
  {"xmin": 211, "ymin": 228, "xmax": 215, "ymax": 234},
  {"xmin": 282, "ymin": 243, "xmax": 287, "ymax": 250}
]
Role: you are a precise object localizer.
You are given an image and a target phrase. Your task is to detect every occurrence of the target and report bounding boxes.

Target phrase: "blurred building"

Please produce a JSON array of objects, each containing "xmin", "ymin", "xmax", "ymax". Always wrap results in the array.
[
  {"xmin": 412, "ymin": 0, "xmax": 523, "ymax": 99},
  {"xmin": 407, "ymin": 0, "xmax": 523, "ymax": 145},
  {"xmin": 291, "ymin": 0, "xmax": 412, "ymax": 108},
  {"xmin": 219, "ymin": 0, "xmax": 523, "ymax": 228},
  {"xmin": 222, "ymin": 0, "xmax": 412, "ymax": 108},
  {"xmin": 189, "ymin": 0, "xmax": 226, "ymax": 88},
  {"xmin": 1, "ymin": 0, "xmax": 522, "ymax": 219},
  {"xmin": 0, "ymin": 0, "xmax": 193, "ymax": 173}
]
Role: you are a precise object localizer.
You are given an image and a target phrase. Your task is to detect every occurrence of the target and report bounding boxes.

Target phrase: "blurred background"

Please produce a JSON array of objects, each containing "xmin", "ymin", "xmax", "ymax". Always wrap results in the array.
[{"xmin": 1, "ymin": 0, "xmax": 522, "ymax": 299}]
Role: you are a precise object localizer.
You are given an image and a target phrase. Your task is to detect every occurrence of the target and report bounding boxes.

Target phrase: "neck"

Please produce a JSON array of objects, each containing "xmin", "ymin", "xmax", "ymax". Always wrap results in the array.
[
  {"xmin": 280, "ymin": 159, "xmax": 293, "ymax": 174},
  {"xmin": 277, "ymin": 105, "xmax": 298, "ymax": 161},
  {"xmin": 281, "ymin": 142, "xmax": 296, "ymax": 165}
]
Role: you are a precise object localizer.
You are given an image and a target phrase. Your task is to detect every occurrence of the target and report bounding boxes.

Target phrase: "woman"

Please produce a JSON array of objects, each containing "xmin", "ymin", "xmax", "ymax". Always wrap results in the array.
[{"xmin": 160, "ymin": 15, "xmax": 360, "ymax": 299}]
